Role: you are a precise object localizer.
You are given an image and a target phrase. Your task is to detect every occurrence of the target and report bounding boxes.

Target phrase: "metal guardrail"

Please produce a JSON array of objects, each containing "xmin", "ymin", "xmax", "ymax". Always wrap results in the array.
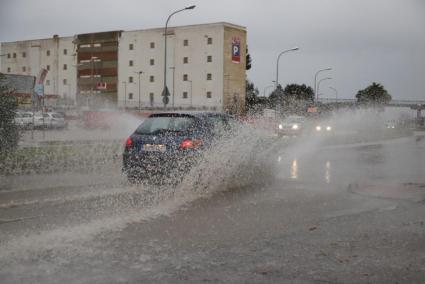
[{"xmin": 318, "ymin": 98, "xmax": 425, "ymax": 107}]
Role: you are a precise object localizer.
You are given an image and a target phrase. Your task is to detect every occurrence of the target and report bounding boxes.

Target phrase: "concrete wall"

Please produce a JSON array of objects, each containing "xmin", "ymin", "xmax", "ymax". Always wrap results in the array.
[{"xmin": 223, "ymin": 25, "xmax": 247, "ymax": 114}]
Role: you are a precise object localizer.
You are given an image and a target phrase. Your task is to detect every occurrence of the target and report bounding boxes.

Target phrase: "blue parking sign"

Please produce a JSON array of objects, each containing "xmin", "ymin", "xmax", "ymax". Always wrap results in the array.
[
  {"xmin": 232, "ymin": 38, "xmax": 240, "ymax": 63},
  {"xmin": 35, "ymin": 84, "xmax": 44, "ymax": 97}
]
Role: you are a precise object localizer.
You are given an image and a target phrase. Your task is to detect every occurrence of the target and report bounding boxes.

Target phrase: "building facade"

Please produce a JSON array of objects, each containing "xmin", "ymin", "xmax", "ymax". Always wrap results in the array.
[
  {"xmin": 0, "ymin": 35, "xmax": 77, "ymax": 107},
  {"xmin": 0, "ymin": 22, "xmax": 246, "ymax": 113}
]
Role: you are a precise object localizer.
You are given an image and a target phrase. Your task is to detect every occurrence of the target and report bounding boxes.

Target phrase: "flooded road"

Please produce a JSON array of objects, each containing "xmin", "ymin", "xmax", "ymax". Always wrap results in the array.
[{"xmin": 0, "ymin": 136, "xmax": 424, "ymax": 283}]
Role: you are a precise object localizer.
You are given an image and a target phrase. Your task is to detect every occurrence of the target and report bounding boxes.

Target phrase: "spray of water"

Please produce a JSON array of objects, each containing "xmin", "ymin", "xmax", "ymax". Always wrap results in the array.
[{"xmin": 0, "ymin": 108, "xmax": 419, "ymax": 279}]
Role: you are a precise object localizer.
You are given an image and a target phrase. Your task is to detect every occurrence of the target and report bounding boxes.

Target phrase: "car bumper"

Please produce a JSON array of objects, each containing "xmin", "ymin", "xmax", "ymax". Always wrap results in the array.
[{"xmin": 123, "ymin": 150, "xmax": 199, "ymax": 178}]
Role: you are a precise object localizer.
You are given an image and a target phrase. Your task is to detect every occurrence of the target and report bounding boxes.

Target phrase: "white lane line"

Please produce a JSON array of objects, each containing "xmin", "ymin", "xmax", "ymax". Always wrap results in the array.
[{"xmin": 0, "ymin": 186, "xmax": 142, "ymax": 209}]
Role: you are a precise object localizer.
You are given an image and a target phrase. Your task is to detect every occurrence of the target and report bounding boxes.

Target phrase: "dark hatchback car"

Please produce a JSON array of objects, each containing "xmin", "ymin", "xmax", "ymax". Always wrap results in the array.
[{"xmin": 123, "ymin": 112, "xmax": 235, "ymax": 183}]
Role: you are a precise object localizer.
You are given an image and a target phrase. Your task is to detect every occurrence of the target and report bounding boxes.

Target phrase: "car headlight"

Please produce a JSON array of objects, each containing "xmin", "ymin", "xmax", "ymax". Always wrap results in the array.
[
  {"xmin": 315, "ymin": 126, "xmax": 322, "ymax": 131},
  {"xmin": 278, "ymin": 124, "xmax": 283, "ymax": 130},
  {"xmin": 326, "ymin": 126, "xmax": 332, "ymax": 131},
  {"xmin": 292, "ymin": 124, "xmax": 299, "ymax": 130}
]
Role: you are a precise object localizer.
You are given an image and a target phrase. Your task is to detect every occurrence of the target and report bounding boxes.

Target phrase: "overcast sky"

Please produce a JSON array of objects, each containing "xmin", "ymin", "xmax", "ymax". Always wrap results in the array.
[{"xmin": 1, "ymin": 0, "xmax": 424, "ymax": 100}]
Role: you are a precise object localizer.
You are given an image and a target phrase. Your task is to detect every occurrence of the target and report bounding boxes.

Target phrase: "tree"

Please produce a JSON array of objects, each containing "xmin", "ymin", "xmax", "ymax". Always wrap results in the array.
[
  {"xmin": 355, "ymin": 82, "xmax": 391, "ymax": 105},
  {"xmin": 246, "ymin": 47, "xmax": 252, "ymax": 70},
  {"xmin": 268, "ymin": 84, "xmax": 284, "ymax": 109},
  {"xmin": 282, "ymin": 84, "xmax": 314, "ymax": 102},
  {"xmin": 0, "ymin": 74, "xmax": 20, "ymax": 153},
  {"xmin": 268, "ymin": 83, "xmax": 314, "ymax": 114},
  {"xmin": 281, "ymin": 84, "xmax": 314, "ymax": 114},
  {"xmin": 245, "ymin": 79, "xmax": 260, "ymax": 110}
]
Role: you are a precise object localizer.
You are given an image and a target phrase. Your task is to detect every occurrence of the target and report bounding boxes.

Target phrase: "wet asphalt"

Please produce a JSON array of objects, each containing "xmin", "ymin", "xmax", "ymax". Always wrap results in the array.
[{"xmin": 0, "ymin": 136, "xmax": 424, "ymax": 283}]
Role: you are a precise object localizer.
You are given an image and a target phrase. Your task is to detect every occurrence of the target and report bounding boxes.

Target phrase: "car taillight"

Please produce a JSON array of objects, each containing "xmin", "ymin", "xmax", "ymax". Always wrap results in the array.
[
  {"xmin": 179, "ymin": 138, "xmax": 202, "ymax": 150},
  {"xmin": 125, "ymin": 137, "xmax": 133, "ymax": 148}
]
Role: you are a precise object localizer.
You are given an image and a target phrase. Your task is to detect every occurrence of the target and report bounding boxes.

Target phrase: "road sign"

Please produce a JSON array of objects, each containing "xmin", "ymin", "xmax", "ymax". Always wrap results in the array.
[
  {"xmin": 232, "ymin": 37, "xmax": 240, "ymax": 64},
  {"xmin": 162, "ymin": 95, "xmax": 170, "ymax": 105},
  {"xmin": 161, "ymin": 86, "xmax": 170, "ymax": 105},
  {"xmin": 34, "ymin": 84, "xmax": 44, "ymax": 97}
]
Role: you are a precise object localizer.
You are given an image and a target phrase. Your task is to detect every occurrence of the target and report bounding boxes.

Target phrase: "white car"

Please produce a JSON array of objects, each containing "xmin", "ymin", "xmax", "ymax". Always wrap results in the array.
[
  {"xmin": 34, "ymin": 112, "xmax": 68, "ymax": 129},
  {"xmin": 277, "ymin": 115, "xmax": 306, "ymax": 136},
  {"xmin": 313, "ymin": 121, "xmax": 334, "ymax": 134},
  {"xmin": 14, "ymin": 111, "xmax": 34, "ymax": 128}
]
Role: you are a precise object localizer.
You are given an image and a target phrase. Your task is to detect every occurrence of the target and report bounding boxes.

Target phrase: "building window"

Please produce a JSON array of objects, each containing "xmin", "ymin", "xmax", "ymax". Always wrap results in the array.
[
  {"xmin": 150, "ymin": 58, "xmax": 154, "ymax": 66},
  {"xmin": 207, "ymin": 37, "xmax": 213, "ymax": 44},
  {"xmin": 63, "ymin": 49, "xmax": 67, "ymax": 55},
  {"xmin": 206, "ymin": 91, "xmax": 212, "ymax": 98},
  {"xmin": 207, "ymin": 55, "xmax": 212, "ymax": 63},
  {"xmin": 7, "ymin": 67, "xmax": 11, "ymax": 73},
  {"xmin": 129, "ymin": 76, "xmax": 133, "ymax": 83},
  {"xmin": 183, "ymin": 39, "xmax": 188, "ymax": 46},
  {"xmin": 7, "ymin": 53, "xmax": 10, "ymax": 59},
  {"xmin": 183, "ymin": 92, "xmax": 188, "ymax": 99},
  {"xmin": 149, "ymin": 76, "xmax": 154, "ymax": 82},
  {"xmin": 129, "ymin": 60, "xmax": 133, "ymax": 66},
  {"xmin": 46, "ymin": 80, "xmax": 50, "ymax": 86},
  {"xmin": 46, "ymin": 65, "xmax": 50, "ymax": 71},
  {"xmin": 46, "ymin": 50, "xmax": 50, "ymax": 56},
  {"xmin": 129, "ymin": 93, "xmax": 133, "ymax": 100},
  {"xmin": 183, "ymin": 74, "xmax": 188, "ymax": 81},
  {"xmin": 183, "ymin": 57, "xmax": 188, "ymax": 64},
  {"xmin": 150, "ymin": 42, "xmax": 155, "ymax": 48},
  {"xmin": 129, "ymin": 44, "xmax": 134, "ymax": 50},
  {"xmin": 63, "ymin": 64, "xmax": 67, "ymax": 70},
  {"xmin": 13, "ymin": 53, "xmax": 16, "ymax": 58},
  {"xmin": 149, "ymin": 93, "xmax": 154, "ymax": 106},
  {"xmin": 22, "ymin": 52, "xmax": 26, "ymax": 58},
  {"xmin": 63, "ymin": 79, "xmax": 67, "ymax": 85},
  {"xmin": 22, "ymin": 66, "xmax": 26, "ymax": 72},
  {"xmin": 207, "ymin": 73, "xmax": 212, "ymax": 80}
]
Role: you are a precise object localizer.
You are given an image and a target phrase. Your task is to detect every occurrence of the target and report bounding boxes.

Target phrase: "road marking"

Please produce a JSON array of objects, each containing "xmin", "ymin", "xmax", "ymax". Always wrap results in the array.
[{"xmin": 0, "ymin": 215, "xmax": 44, "ymax": 225}]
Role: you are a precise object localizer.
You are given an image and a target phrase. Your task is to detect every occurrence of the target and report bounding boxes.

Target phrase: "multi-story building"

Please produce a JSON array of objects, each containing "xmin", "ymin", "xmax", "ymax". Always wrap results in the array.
[
  {"xmin": 0, "ymin": 35, "xmax": 77, "ymax": 107},
  {"xmin": 1, "ymin": 22, "xmax": 247, "ymax": 113}
]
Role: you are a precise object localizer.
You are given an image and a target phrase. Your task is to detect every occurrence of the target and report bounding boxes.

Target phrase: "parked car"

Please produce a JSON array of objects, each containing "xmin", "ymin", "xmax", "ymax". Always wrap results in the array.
[
  {"xmin": 34, "ymin": 112, "xmax": 68, "ymax": 129},
  {"xmin": 277, "ymin": 115, "xmax": 306, "ymax": 137},
  {"xmin": 122, "ymin": 112, "xmax": 235, "ymax": 184},
  {"xmin": 14, "ymin": 111, "xmax": 34, "ymax": 128}
]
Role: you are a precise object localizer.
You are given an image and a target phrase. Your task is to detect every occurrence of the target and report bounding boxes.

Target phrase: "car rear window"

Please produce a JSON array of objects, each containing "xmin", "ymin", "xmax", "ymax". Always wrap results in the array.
[{"xmin": 135, "ymin": 116, "xmax": 196, "ymax": 135}]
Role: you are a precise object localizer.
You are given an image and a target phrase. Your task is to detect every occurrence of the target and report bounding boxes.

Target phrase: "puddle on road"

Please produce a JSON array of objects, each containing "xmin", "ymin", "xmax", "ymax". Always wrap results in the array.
[{"xmin": 349, "ymin": 182, "xmax": 425, "ymax": 202}]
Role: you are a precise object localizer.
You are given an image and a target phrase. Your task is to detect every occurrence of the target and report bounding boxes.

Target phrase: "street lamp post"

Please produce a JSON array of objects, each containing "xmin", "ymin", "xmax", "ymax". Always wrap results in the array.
[
  {"xmin": 65, "ymin": 83, "xmax": 71, "ymax": 108},
  {"xmin": 169, "ymin": 66, "xmax": 175, "ymax": 109},
  {"xmin": 122, "ymin": 81, "xmax": 127, "ymax": 109},
  {"xmin": 275, "ymin": 47, "xmax": 299, "ymax": 89},
  {"xmin": 263, "ymin": 85, "xmax": 274, "ymax": 97},
  {"xmin": 317, "ymin": 77, "xmax": 332, "ymax": 102},
  {"xmin": 163, "ymin": 5, "xmax": 196, "ymax": 109},
  {"xmin": 314, "ymin": 67, "xmax": 332, "ymax": 102},
  {"xmin": 188, "ymin": 80, "xmax": 193, "ymax": 108},
  {"xmin": 329, "ymin": 86, "xmax": 338, "ymax": 103},
  {"xmin": 135, "ymin": 71, "xmax": 143, "ymax": 111}
]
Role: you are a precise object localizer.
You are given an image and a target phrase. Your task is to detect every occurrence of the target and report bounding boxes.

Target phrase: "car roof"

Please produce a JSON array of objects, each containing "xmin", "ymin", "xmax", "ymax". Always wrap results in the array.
[{"xmin": 149, "ymin": 111, "xmax": 230, "ymax": 119}]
